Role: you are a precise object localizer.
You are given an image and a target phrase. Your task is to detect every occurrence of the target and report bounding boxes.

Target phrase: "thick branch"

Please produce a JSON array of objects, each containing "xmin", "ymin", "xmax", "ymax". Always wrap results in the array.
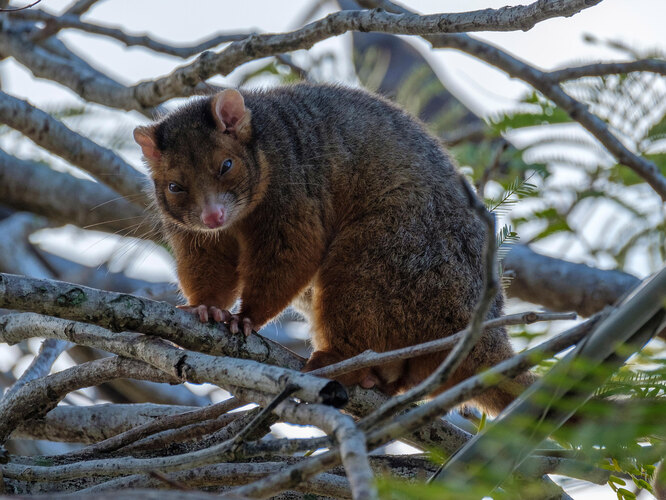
[
  {"xmin": 0, "ymin": 273, "xmax": 303, "ymax": 368},
  {"xmin": 0, "ymin": 312, "xmax": 348, "ymax": 409},
  {"xmin": 0, "ymin": 356, "xmax": 177, "ymax": 443},
  {"xmin": 0, "ymin": 19, "xmax": 152, "ymax": 114},
  {"xmin": 12, "ymin": 403, "xmax": 204, "ymax": 443},
  {"xmin": 62, "ymin": 398, "xmax": 243, "ymax": 459},
  {"xmin": 0, "ymin": 91, "xmax": 148, "ymax": 203},
  {"xmin": 0, "ymin": 148, "xmax": 148, "ymax": 236},
  {"xmin": 504, "ymin": 244, "xmax": 640, "ymax": 316}
]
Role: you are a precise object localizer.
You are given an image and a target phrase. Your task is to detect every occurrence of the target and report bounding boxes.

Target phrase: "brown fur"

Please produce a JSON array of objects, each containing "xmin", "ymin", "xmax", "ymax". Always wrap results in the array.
[{"xmin": 134, "ymin": 83, "xmax": 533, "ymax": 415}]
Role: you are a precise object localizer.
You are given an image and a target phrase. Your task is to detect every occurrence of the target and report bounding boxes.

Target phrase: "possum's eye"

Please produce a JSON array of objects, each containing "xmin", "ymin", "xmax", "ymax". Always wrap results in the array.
[
  {"xmin": 219, "ymin": 159, "xmax": 233, "ymax": 176},
  {"xmin": 168, "ymin": 182, "xmax": 184, "ymax": 193}
]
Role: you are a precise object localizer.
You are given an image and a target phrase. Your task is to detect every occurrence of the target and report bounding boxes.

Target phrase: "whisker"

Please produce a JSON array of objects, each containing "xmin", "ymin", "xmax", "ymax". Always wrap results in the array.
[
  {"xmin": 83, "ymin": 215, "xmax": 146, "ymax": 230},
  {"xmin": 89, "ymin": 193, "xmax": 147, "ymax": 211}
]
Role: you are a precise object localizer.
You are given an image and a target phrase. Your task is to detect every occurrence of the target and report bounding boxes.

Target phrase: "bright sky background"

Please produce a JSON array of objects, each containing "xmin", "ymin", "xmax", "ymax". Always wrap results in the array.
[{"xmin": 1, "ymin": 3, "xmax": 664, "ymax": 497}]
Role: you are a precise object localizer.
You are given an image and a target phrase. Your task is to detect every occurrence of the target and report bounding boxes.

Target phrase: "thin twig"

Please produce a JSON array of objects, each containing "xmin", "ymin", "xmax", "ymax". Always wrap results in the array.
[
  {"xmin": 14, "ymin": 9, "xmax": 253, "ymax": 57},
  {"xmin": 230, "ymin": 384, "xmax": 299, "ymax": 452},
  {"xmin": 310, "ymin": 311, "xmax": 577, "ymax": 380},
  {"xmin": 60, "ymin": 398, "xmax": 244, "ymax": 460},
  {"xmin": 0, "ymin": 0, "xmax": 41, "ymax": 12},
  {"xmin": 0, "ymin": 91, "xmax": 148, "ymax": 204},
  {"xmin": 548, "ymin": 59, "xmax": 666, "ymax": 81}
]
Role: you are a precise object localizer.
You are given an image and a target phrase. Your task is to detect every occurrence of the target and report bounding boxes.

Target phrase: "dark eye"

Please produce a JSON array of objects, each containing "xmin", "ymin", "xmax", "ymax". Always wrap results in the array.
[
  {"xmin": 219, "ymin": 158, "xmax": 233, "ymax": 176},
  {"xmin": 168, "ymin": 182, "xmax": 184, "ymax": 193}
]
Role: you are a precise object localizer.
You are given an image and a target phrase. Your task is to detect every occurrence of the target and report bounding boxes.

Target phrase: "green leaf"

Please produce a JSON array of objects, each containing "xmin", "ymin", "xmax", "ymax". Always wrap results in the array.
[
  {"xmin": 617, "ymin": 487, "xmax": 637, "ymax": 499},
  {"xmin": 633, "ymin": 478, "xmax": 652, "ymax": 490},
  {"xmin": 609, "ymin": 475, "xmax": 627, "ymax": 486},
  {"xmin": 646, "ymin": 115, "xmax": 666, "ymax": 141},
  {"xmin": 490, "ymin": 92, "xmax": 572, "ymax": 134}
]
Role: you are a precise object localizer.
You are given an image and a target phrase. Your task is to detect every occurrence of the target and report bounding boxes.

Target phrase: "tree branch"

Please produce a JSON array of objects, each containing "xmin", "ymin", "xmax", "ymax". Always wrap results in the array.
[
  {"xmin": 0, "ymin": 91, "xmax": 148, "ymax": 203},
  {"xmin": 0, "ymin": 356, "xmax": 178, "ymax": 443},
  {"xmin": 0, "ymin": 312, "xmax": 348, "ymax": 411},
  {"xmin": 359, "ymin": 0, "xmax": 666, "ymax": 200},
  {"xmin": 131, "ymin": 1, "xmax": 600, "ymax": 107},
  {"xmin": 11, "ymin": 403, "xmax": 208, "ymax": 443},
  {"xmin": 310, "ymin": 311, "xmax": 576, "ymax": 380},
  {"xmin": 504, "ymin": 244, "xmax": 640, "ymax": 317},
  {"xmin": 548, "ymin": 58, "xmax": 666, "ymax": 81},
  {"xmin": 0, "ymin": 148, "xmax": 149, "ymax": 236},
  {"xmin": 60, "ymin": 398, "xmax": 243, "ymax": 460},
  {"xmin": 0, "ymin": 20, "xmax": 153, "ymax": 114},
  {"xmin": 13, "ymin": 9, "xmax": 253, "ymax": 57}
]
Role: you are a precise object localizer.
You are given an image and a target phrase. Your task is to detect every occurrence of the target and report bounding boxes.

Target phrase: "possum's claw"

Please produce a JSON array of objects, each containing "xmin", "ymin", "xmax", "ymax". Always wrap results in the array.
[
  {"xmin": 177, "ymin": 304, "xmax": 231, "ymax": 324},
  {"xmin": 228, "ymin": 315, "xmax": 254, "ymax": 337}
]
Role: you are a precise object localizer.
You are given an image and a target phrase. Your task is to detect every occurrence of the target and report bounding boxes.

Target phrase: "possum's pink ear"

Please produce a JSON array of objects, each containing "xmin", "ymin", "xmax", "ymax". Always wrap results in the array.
[
  {"xmin": 133, "ymin": 126, "xmax": 160, "ymax": 162},
  {"xmin": 212, "ymin": 89, "xmax": 251, "ymax": 142}
]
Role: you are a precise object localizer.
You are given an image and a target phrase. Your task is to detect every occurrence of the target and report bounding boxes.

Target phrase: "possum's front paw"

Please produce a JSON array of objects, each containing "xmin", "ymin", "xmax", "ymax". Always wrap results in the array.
[
  {"xmin": 177, "ymin": 304, "xmax": 231, "ymax": 323},
  {"xmin": 178, "ymin": 304, "xmax": 254, "ymax": 336}
]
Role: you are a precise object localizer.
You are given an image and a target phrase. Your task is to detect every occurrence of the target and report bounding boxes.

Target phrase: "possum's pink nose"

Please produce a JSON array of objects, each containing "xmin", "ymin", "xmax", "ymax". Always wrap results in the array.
[{"xmin": 201, "ymin": 206, "xmax": 226, "ymax": 228}]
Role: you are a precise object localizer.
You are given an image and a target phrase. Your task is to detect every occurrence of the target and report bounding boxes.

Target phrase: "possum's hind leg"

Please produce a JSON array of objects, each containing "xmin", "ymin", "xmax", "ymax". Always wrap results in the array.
[{"xmin": 302, "ymin": 217, "xmax": 411, "ymax": 390}]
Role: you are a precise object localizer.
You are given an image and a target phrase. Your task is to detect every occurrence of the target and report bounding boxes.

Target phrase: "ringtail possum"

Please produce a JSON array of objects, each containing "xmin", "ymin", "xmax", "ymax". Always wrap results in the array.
[{"xmin": 134, "ymin": 83, "xmax": 532, "ymax": 414}]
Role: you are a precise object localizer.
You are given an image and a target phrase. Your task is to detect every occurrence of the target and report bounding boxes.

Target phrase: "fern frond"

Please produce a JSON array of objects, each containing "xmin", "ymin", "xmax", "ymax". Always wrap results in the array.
[
  {"xmin": 486, "ymin": 173, "xmax": 538, "ymax": 214},
  {"xmin": 496, "ymin": 224, "xmax": 520, "ymax": 289}
]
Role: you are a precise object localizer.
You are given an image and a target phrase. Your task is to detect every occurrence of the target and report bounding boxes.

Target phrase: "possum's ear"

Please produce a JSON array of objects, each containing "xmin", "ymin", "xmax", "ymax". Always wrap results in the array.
[
  {"xmin": 133, "ymin": 126, "xmax": 160, "ymax": 162},
  {"xmin": 211, "ymin": 89, "xmax": 252, "ymax": 142}
]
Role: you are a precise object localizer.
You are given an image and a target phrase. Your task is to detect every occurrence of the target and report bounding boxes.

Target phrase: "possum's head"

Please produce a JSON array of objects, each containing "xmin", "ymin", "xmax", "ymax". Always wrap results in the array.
[{"xmin": 134, "ymin": 89, "xmax": 265, "ymax": 233}]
